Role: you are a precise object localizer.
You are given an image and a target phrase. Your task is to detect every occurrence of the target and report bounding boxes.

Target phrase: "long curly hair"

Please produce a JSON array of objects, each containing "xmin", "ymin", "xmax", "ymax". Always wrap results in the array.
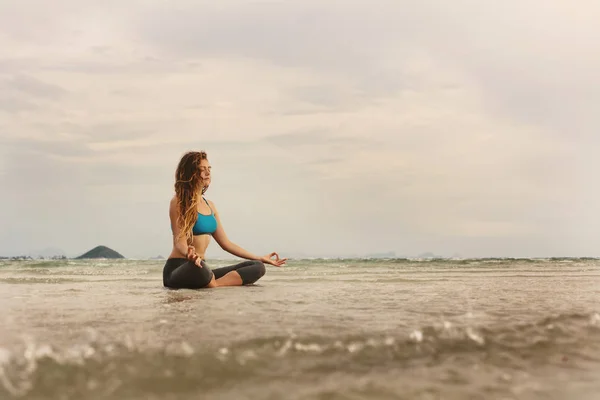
[{"xmin": 174, "ymin": 151, "xmax": 209, "ymax": 244}]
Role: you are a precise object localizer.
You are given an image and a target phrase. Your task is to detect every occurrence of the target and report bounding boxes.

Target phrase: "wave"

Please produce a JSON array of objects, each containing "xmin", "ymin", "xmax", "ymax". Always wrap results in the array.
[
  {"xmin": 0, "ymin": 277, "xmax": 86, "ymax": 284},
  {"xmin": 1, "ymin": 313, "xmax": 598, "ymax": 399},
  {"xmin": 298, "ymin": 257, "xmax": 600, "ymax": 263},
  {"xmin": 3, "ymin": 257, "xmax": 599, "ymax": 266}
]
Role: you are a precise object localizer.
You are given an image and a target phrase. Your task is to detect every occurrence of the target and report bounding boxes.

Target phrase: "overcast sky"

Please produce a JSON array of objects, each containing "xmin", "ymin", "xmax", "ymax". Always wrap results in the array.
[{"xmin": 0, "ymin": 0, "xmax": 598, "ymax": 259}]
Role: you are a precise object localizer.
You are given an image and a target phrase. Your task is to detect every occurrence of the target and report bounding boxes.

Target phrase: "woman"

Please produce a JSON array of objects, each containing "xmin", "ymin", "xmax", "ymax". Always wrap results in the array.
[{"xmin": 163, "ymin": 151, "xmax": 286, "ymax": 289}]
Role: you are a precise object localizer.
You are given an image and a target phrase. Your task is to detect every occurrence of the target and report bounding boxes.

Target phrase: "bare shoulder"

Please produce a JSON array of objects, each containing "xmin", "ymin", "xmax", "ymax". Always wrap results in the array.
[
  {"xmin": 169, "ymin": 196, "xmax": 179, "ymax": 214},
  {"xmin": 207, "ymin": 199, "xmax": 219, "ymax": 214}
]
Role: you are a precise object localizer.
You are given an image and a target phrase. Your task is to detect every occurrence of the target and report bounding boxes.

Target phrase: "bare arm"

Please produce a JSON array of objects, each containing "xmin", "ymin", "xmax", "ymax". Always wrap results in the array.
[
  {"xmin": 169, "ymin": 197, "xmax": 190, "ymax": 256},
  {"xmin": 209, "ymin": 200, "xmax": 263, "ymax": 260},
  {"xmin": 209, "ymin": 200, "xmax": 287, "ymax": 266}
]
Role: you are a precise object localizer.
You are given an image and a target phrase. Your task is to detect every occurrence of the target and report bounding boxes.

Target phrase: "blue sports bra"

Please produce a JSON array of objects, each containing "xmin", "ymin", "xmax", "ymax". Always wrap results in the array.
[{"xmin": 192, "ymin": 198, "xmax": 217, "ymax": 235}]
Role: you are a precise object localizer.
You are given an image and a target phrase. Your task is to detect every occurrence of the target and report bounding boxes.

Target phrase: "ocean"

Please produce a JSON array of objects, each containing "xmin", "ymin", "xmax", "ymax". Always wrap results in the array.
[{"xmin": 0, "ymin": 258, "xmax": 599, "ymax": 400}]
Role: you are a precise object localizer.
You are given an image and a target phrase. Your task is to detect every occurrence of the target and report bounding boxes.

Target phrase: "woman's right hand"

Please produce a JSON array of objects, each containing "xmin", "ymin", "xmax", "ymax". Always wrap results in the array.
[{"xmin": 187, "ymin": 245, "xmax": 203, "ymax": 267}]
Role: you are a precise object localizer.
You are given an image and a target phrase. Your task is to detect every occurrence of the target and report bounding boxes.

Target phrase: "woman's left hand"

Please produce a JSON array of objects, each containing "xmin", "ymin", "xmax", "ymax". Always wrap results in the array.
[{"xmin": 261, "ymin": 252, "xmax": 287, "ymax": 267}]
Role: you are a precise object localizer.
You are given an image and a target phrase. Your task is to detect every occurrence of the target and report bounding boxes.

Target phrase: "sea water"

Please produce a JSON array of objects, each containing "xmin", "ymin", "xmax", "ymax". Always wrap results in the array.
[{"xmin": 1, "ymin": 258, "xmax": 599, "ymax": 399}]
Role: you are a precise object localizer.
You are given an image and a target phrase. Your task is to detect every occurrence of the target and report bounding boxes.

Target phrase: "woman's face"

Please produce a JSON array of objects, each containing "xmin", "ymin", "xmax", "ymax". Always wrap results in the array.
[{"xmin": 199, "ymin": 159, "xmax": 211, "ymax": 188}]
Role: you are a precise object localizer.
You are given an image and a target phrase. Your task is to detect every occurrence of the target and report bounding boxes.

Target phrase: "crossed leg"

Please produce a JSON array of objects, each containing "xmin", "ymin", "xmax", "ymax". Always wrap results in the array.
[{"xmin": 213, "ymin": 260, "xmax": 266, "ymax": 287}]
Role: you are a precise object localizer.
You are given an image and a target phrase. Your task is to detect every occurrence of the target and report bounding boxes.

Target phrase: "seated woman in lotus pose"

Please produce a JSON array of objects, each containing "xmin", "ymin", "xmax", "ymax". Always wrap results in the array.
[{"xmin": 163, "ymin": 151, "xmax": 286, "ymax": 289}]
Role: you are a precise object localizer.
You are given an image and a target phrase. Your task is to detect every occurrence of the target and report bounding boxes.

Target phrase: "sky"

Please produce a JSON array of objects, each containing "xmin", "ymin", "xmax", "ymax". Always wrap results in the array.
[{"xmin": 0, "ymin": 0, "xmax": 599, "ymax": 259}]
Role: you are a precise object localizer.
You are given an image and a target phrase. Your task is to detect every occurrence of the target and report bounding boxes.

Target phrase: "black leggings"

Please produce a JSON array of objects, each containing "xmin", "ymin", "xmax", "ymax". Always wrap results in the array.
[{"xmin": 163, "ymin": 258, "xmax": 266, "ymax": 289}]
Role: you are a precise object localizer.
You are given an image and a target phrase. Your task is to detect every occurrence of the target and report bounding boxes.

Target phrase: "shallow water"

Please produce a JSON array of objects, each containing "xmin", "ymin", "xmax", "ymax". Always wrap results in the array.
[{"xmin": 1, "ymin": 258, "xmax": 599, "ymax": 399}]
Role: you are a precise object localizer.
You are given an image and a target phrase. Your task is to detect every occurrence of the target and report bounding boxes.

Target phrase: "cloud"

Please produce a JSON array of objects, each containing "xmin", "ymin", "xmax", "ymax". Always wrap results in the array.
[
  {"xmin": 0, "ymin": 0, "xmax": 597, "ymax": 257},
  {"xmin": 285, "ymin": 84, "xmax": 367, "ymax": 112},
  {"xmin": 264, "ymin": 129, "xmax": 377, "ymax": 149},
  {"xmin": 0, "ymin": 74, "xmax": 66, "ymax": 114},
  {"xmin": 132, "ymin": 0, "xmax": 600, "ymax": 135},
  {"xmin": 408, "ymin": 1, "xmax": 600, "ymax": 135},
  {"xmin": 2, "ymin": 138, "xmax": 93, "ymax": 161},
  {"xmin": 4, "ymin": 74, "xmax": 66, "ymax": 98},
  {"xmin": 0, "ymin": 95, "xmax": 38, "ymax": 113},
  {"xmin": 136, "ymin": 2, "xmax": 368, "ymax": 69},
  {"xmin": 0, "ymin": 57, "xmax": 40, "ymax": 74}
]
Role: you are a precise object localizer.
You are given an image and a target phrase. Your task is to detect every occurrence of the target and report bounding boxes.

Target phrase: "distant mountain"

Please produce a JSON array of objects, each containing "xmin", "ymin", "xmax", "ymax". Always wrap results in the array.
[
  {"xmin": 75, "ymin": 245, "xmax": 125, "ymax": 259},
  {"xmin": 150, "ymin": 255, "xmax": 165, "ymax": 260}
]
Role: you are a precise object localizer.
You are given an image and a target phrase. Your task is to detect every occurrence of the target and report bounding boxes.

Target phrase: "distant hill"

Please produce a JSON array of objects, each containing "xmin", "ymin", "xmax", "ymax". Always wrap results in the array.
[{"xmin": 75, "ymin": 245, "xmax": 125, "ymax": 259}]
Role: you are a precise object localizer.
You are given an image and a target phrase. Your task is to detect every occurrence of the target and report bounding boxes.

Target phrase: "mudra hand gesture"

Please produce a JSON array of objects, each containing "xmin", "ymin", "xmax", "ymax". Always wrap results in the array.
[
  {"xmin": 187, "ymin": 245, "xmax": 203, "ymax": 268},
  {"xmin": 260, "ymin": 252, "xmax": 287, "ymax": 267}
]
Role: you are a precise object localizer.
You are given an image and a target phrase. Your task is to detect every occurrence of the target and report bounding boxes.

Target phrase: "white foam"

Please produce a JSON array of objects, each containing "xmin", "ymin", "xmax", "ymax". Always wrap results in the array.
[
  {"xmin": 0, "ymin": 348, "xmax": 11, "ymax": 366},
  {"xmin": 276, "ymin": 339, "xmax": 293, "ymax": 357},
  {"xmin": 179, "ymin": 342, "xmax": 194, "ymax": 357},
  {"xmin": 34, "ymin": 345, "xmax": 55, "ymax": 359},
  {"xmin": 410, "ymin": 330, "xmax": 423, "ymax": 343},
  {"xmin": 216, "ymin": 347, "xmax": 230, "ymax": 362},
  {"xmin": 294, "ymin": 343, "xmax": 323, "ymax": 353},
  {"xmin": 466, "ymin": 327, "xmax": 485, "ymax": 345},
  {"xmin": 347, "ymin": 342, "xmax": 364, "ymax": 353},
  {"xmin": 237, "ymin": 349, "xmax": 257, "ymax": 365}
]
